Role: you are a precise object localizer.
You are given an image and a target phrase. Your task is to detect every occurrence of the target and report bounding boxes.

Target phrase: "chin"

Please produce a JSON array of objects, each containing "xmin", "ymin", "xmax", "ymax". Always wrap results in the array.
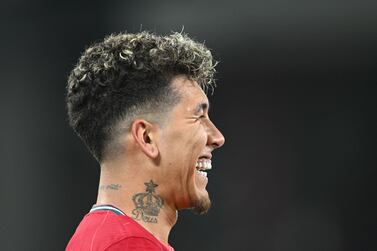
[{"xmin": 191, "ymin": 195, "xmax": 212, "ymax": 215}]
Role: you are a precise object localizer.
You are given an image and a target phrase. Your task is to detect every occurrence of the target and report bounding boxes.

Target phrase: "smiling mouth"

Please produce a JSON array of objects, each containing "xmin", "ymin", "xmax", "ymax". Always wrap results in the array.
[{"xmin": 195, "ymin": 159, "xmax": 212, "ymax": 177}]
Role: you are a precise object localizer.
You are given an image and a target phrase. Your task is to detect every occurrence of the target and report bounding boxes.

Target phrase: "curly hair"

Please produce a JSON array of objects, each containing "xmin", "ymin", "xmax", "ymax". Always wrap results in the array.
[{"xmin": 66, "ymin": 31, "xmax": 218, "ymax": 163}]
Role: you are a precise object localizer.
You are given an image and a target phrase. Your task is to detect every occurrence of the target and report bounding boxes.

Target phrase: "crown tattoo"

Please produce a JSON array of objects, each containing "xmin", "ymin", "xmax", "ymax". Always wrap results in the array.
[{"xmin": 132, "ymin": 180, "xmax": 164, "ymax": 223}]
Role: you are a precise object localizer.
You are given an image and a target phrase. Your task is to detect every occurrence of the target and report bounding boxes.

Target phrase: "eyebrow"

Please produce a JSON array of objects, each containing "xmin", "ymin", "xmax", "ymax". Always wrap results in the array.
[{"xmin": 194, "ymin": 102, "xmax": 210, "ymax": 114}]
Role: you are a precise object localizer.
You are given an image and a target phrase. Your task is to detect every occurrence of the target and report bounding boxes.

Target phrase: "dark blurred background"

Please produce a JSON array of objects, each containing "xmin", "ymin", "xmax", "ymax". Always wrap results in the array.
[{"xmin": 1, "ymin": 0, "xmax": 376, "ymax": 250}]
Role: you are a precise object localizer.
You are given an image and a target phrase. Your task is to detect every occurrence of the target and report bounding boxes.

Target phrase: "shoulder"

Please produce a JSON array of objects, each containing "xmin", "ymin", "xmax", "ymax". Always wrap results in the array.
[{"xmin": 67, "ymin": 211, "xmax": 157, "ymax": 250}]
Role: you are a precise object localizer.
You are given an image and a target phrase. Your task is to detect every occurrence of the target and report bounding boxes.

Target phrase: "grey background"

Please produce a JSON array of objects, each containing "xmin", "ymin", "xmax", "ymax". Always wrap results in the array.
[{"xmin": 1, "ymin": 0, "xmax": 376, "ymax": 250}]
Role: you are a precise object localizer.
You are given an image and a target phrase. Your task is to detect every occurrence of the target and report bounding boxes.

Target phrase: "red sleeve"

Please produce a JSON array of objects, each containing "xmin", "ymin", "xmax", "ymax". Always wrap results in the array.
[{"xmin": 105, "ymin": 237, "xmax": 164, "ymax": 251}]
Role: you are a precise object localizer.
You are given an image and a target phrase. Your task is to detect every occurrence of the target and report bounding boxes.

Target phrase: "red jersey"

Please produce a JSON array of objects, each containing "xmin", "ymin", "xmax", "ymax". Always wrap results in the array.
[{"xmin": 66, "ymin": 205, "xmax": 174, "ymax": 251}]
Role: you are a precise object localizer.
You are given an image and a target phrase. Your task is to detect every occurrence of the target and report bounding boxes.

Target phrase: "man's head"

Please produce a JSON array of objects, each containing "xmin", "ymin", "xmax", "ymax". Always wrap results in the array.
[
  {"xmin": 67, "ymin": 32, "xmax": 216, "ymax": 162},
  {"xmin": 67, "ymin": 31, "xmax": 224, "ymax": 214}
]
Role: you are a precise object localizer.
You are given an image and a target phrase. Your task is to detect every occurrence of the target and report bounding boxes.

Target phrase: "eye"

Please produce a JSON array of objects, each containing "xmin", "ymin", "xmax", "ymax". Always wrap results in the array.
[
  {"xmin": 194, "ymin": 115, "xmax": 205, "ymax": 121},
  {"xmin": 198, "ymin": 114, "xmax": 210, "ymax": 123}
]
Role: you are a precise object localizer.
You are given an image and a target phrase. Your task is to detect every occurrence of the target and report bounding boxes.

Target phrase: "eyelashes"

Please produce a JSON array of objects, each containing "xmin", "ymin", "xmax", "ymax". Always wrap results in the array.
[{"xmin": 198, "ymin": 115, "xmax": 210, "ymax": 123}]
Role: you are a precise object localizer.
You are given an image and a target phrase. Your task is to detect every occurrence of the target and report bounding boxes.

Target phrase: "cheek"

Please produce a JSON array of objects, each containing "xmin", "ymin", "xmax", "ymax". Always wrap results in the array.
[
  {"xmin": 184, "ymin": 126, "xmax": 207, "ymax": 154},
  {"xmin": 160, "ymin": 125, "xmax": 207, "ymax": 171},
  {"xmin": 184, "ymin": 129, "xmax": 208, "ymax": 176},
  {"xmin": 170, "ymin": 125, "xmax": 206, "ymax": 150}
]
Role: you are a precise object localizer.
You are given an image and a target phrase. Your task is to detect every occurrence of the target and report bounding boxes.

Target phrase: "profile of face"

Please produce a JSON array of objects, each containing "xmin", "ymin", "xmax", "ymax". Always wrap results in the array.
[{"xmin": 156, "ymin": 76, "xmax": 225, "ymax": 214}]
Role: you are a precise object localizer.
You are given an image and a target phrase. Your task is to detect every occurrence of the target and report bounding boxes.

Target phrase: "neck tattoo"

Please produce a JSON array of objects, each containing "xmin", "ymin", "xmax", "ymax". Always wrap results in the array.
[
  {"xmin": 99, "ymin": 184, "xmax": 122, "ymax": 190},
  {"xmin": 132, "ymin": 180, "xmax": 164, "ymax": 223}
]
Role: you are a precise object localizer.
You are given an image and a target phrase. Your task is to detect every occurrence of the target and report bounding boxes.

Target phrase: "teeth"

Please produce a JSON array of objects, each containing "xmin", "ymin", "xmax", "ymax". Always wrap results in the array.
[
  {"xmin": 195, "ymin": 159, "xmax": 212, "ymax": 170},
  {"xmin": 196, "ymin": 170, "xmax": 208, "ymax": 177}
]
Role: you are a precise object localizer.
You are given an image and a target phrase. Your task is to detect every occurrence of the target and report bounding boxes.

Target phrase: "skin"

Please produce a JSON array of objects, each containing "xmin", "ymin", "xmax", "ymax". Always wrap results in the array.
[{"xmin": 97, "ymin": 75, "xmax": 225, "ymax": 244}]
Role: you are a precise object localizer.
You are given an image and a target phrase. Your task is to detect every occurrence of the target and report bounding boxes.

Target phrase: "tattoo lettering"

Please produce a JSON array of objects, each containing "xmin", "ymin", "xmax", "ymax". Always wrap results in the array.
[
  {"xmin": 99, "ymin": 184, "xmax": 122, "ymax": 190},
  {"xmin": 132, "ymin": 180, "xmax": 164, "ymax": 223}
]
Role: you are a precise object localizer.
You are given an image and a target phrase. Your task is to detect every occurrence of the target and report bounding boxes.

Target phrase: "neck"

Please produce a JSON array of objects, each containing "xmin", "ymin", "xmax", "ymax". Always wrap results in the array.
[{"xmin": 96, "ymin": 162, "xmax": 177, "ymax": 245}]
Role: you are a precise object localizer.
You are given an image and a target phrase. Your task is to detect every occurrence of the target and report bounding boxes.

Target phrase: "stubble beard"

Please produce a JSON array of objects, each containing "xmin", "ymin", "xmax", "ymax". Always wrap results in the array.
[{"xmin": 191, "ymin": 195, "xmax": 212, "ymax": 215}]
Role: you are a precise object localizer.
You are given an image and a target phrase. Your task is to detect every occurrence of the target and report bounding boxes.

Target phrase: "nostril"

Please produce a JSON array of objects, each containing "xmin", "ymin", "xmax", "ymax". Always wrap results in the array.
[{"xmin": 212, "ymin": 134, "xmax": 225, "ymax": 148}]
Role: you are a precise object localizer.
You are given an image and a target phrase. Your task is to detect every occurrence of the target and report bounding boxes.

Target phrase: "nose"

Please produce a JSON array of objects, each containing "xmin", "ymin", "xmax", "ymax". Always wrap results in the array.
[{"xmin": 207, "ymin": 120, "xmax": 225, "ymax": 149}]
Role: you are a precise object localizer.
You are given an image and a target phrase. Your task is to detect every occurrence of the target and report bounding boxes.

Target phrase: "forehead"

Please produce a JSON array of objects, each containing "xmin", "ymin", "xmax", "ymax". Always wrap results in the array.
[{"xmin": 170, "ymin": 76, "xmax": 209, "ymax": 112}]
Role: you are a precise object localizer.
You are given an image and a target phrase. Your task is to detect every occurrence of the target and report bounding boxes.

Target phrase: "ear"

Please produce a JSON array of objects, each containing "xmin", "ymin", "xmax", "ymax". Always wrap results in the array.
[{"xmin": 131, "ymin": 119, "xmax": 159, "ymax": 159}]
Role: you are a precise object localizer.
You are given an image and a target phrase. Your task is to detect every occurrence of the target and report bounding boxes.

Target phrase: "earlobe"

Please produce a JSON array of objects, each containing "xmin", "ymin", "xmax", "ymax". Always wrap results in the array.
[{"xmin": 131, "ymin": 119, "xmax": 159, "ymax": 159}]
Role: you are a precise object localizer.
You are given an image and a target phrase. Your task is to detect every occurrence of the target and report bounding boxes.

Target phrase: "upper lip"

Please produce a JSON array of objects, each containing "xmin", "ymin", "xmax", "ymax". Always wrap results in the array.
[{"xmin": 198, "ymin": 154, "xmax": 212, "ymax": 160}]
